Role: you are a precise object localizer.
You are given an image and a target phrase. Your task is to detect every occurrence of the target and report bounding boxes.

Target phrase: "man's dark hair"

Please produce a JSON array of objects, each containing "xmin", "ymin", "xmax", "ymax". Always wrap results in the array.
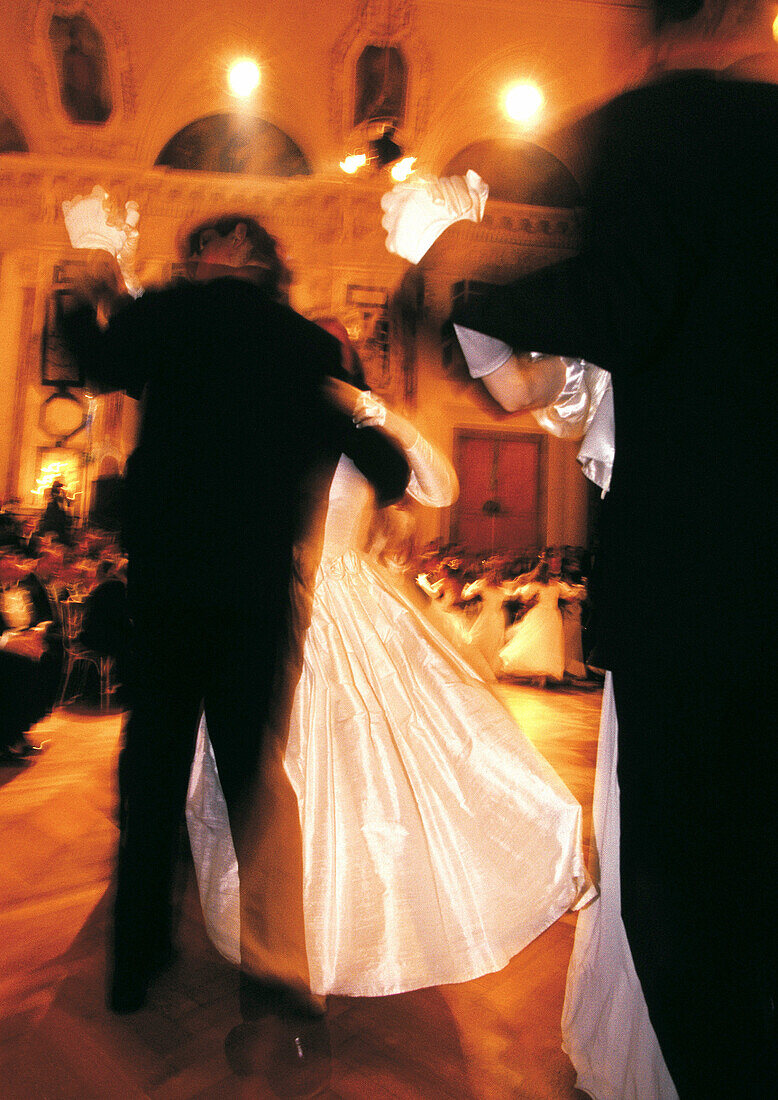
[
  {"xmin": 181, "ymin": 214, "xmax": 292, "ymax": 302},
  {"xmin": 651, "ymin": 0, "xmax": 754, "ymax": 32},
  {"xmin": 653, "ymin": 0, "xmax": 705, "ymax": 25}
]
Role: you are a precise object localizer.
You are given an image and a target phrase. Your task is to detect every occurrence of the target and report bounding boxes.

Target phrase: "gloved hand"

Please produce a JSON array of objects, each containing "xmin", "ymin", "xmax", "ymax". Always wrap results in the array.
[
  {"xmin": 62, "ymin": 185, "xmax": 136, "ymax": 257},
  {"xmin": 381, "ymin": 170, "xmax": 488, "ymax": 264},
  {"xmin": 352, "ymin": 390, "xmax": 387, "ymax": 429},
  {"xmin": 62, "ymin": 188, "xmax": 142, "ymax": 296}
]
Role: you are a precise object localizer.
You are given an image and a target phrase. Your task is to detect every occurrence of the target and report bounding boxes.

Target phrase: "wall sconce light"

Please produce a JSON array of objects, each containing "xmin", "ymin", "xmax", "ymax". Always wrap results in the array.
[{"xmin": 340, "ymin": 122, "xmax": 415, "ymax": 179}]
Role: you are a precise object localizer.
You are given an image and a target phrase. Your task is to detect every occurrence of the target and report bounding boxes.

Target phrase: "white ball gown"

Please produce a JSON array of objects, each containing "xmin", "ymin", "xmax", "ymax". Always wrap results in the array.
[
  {"xmin": 562, "ymin": 674, "xmax": 678, "ymax": 1099},
  {"xmin": 187, "ymin": 427, "xmax": 593, "ymax": 998},
  {"xmin": 499, "ymin": 580, "xmax": 574, "ymax": 681},
  {"xmin": 460, "ymin": 576, "xmax": 510, "ymax": 674}
]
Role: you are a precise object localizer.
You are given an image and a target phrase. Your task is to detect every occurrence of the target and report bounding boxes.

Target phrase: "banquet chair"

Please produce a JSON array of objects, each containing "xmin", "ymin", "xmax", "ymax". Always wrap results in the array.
[{"xmin": 57, "ymin": 599, "xmax": 115, "ymax": 710}]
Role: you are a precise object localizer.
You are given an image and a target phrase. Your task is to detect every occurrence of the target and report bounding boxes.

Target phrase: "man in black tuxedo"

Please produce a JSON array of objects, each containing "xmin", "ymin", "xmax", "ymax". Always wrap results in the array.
[
  {"xmin": 373, "ymin": 1, "xmax": 778, "ymax": 1093},
  {"xmin": 77, "ymin": 558, "xmax": 131, "ymax": 698},
  {"xmin": 443, "ymin": 4, "xmax": 777, "ymax": 1094},
  {"xmin": 61, "ymin": 215, "xmax": 409, "ymax": 1021},
  {"xmin": 38, "ymin": 480, "xmax": 74, "ymax": 546}
]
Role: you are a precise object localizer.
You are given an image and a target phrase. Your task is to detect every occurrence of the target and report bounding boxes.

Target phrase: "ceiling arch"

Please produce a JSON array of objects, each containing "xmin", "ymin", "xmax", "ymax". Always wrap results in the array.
[
  {"xmin": 155, "ymin": 112, "xmax": 311, "ymax": 177},
  {"xmin": 443, "ymin": 138, "xmax": 581, "ymax": 207}
]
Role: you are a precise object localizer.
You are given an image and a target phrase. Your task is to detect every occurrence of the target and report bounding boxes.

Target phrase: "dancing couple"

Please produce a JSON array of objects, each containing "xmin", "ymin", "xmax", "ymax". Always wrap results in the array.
[{"xmin": 61, "ymin": 201, "xmax": 593, "ymax": 1090}]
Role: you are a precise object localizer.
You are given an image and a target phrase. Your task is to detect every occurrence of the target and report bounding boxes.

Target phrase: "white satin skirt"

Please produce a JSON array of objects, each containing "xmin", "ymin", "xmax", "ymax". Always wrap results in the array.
[
  {"xmin": 561, "ymin": 675, "xmax": 678, "ymax": 1099},
  {"xmin": 500, "ymin": 602, "xmax": 565, "ymax": 680},
  {"xmin": 187, "ymin": 551, "xmax": 593, "ymax": 997}
]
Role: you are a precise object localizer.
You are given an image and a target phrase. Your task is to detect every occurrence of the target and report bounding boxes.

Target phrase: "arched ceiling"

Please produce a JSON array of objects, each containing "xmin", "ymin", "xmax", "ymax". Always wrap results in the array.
[
  {"xmin": 0, "ymin": 1, "xmax": 649, "ymax": 179},
  {"xmin": 444, "ymin": 139, "xmax": 582, "ymax": 207},
  {"xmin": 155, "ymin": 114, "xmax": 311, "ymax": 177}
]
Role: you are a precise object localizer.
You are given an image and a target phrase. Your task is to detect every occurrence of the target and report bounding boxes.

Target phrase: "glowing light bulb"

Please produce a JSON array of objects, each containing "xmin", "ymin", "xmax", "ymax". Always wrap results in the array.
[
  {"xmin": 340, "ymin": 153, "xmax": 367, "ymax": 174},
  {"xmin": 390, "ymin": 157, "xmax": 416, "ymax": 182},
  {"xmin": 504, "ymin": 82, "xmax": 544, "ymax": 123},
  {"xmin": 228, "ymin": 59, "xmax": 261, "ymax": 98}
]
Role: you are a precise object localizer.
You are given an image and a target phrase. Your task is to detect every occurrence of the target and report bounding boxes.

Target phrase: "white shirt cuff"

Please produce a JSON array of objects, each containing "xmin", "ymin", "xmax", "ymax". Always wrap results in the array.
[{"xmin": 453, "ymin": 325, "xmax": 513, "ymax": 378}]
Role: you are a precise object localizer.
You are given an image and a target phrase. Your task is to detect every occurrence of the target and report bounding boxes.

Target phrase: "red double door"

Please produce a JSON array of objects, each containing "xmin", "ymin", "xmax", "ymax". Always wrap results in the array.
[{"xmin": 451, "ymin": 430, "xmax": 545, "ymax": 556}]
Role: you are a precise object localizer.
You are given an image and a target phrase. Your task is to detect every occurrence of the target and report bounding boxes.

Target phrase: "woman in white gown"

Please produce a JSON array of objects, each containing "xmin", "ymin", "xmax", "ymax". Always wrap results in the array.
[
  {"xmin": 558, "ymin": 375, "xmax": 677, "ymax": 1099},
  {"xmin": 453, "ymin": 348, "xmax": 677, "ymax": 1098},
  {"xmin": 415, "ymin": 562, "xmax": 497, "ymax": 681},
  {"xmin": 499, "ymin": 563, "xmax": 577, "ymax": 683},
  {"xmin": 560, "ymin": 579, "xmax": 588, "ymax": 681},
  {"xmin": 459, "ymin": 568, "xmax": 512, "ymax": 674},
  {"xmin": 187, "ymin": 380, "xmax": 593, "ymax": 999}
]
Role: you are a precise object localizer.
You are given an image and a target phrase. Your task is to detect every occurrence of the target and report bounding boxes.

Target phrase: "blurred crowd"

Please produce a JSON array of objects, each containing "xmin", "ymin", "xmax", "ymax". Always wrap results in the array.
[
  {"xmin": 369, "ymin": 509, "xmax": 597, "ymax": 687},
  {"xmin": 0, "ymin": 489, "xmax": 130, "ymax": 765}
]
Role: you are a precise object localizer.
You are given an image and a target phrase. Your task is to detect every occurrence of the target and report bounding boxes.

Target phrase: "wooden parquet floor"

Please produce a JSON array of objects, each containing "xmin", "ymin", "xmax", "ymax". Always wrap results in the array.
[{"xmin": 0, "ymin": 682, "xmax": 601, "ymax": 1100}]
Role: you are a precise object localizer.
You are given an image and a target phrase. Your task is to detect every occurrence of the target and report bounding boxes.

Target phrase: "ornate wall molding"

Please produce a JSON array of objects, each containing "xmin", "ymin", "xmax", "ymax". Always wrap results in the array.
[
  {"xmin": 0, "ymin": 156, "xmax": 581, "ymax": 269},
  {"xmin": 5, "ymin": 287, "xmax": 36, "ymax": 499},
  {"xmin": 23, "ymin": 0, "xmax": 137, "ymax": 156},
  {"xmin": 330, "ymin": 0, "xmax": 432, "ymax": 167}
]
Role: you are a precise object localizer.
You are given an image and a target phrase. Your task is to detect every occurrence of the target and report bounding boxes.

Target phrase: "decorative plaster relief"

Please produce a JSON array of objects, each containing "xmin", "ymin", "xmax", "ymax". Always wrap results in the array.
[
  {"xmin": 23, "ymin": 0, "xmax": 137, "ymax": 150},
  {"xmin": 0, "ymin": 162, "xmax": 581, "ymax": 270},
  {"xmin": 330, "ymin": 0, "xmax": 432, "ymax": 169}
]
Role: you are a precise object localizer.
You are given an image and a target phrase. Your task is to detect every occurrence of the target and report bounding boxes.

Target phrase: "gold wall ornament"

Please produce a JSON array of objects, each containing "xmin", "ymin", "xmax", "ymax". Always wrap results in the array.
[
  {"xmin": 24, "ymin": 0, "xmax": 137, "ymax": 153},
  {"xmin": 39, "ymin": 388, "xmax": 87, "ymax": 441},
  {"xmin": 330, "ymin": 0, "xmax": 432, "ymax": 176}
]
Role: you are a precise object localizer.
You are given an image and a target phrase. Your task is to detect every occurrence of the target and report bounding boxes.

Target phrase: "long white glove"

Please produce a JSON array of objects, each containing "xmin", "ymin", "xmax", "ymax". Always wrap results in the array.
[
  {"xmin": 352, "ymin": 390, "xmax": 458, "ymax": 507},
  {"xmin": 62, "ymin": 185, "xmax": 142, "ymax": 295},
  {"xmin": 381, "ymin": 170, "xmax": 489, "ymax": 264}
]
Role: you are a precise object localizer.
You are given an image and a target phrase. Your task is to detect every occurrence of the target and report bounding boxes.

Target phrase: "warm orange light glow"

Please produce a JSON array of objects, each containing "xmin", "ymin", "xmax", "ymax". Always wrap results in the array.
[
  {"xmin": 390, "ymin": 157, "xmax": 416, "ymax": 182},
  {"xmin": 504, "ymin": 82, "xmax": 543, "ymax": 123},
  {"xmin": 340, "ymin": 153, "xmax": 367, "ymax": 174},
  {"xmin": 32, "ymin": 458, "xmax": 78, "ymax": 499},
  {"xmin": 228, "ymin": 59, "xmax": 261, "ymax": 98},
  {"xmin": 773, "ymin": 11, "xmax": 778, "ymax": 42}
]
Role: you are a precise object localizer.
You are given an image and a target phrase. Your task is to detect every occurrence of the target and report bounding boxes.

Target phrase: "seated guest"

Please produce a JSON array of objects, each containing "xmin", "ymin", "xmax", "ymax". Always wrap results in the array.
[
  {"xmin": 19, "ymin": 518, "xmax": 41, "ymax": 558},
  {"xmin": 78, "ymin": 558, "xmax": 131, "ymax": 696},
  {"xmin": 0, "ymin": 551, "xmax": 64, "ymax": 762},
  {"xmin": 0, "ymin": 499, "xmax": 23, "ymax": 551}
]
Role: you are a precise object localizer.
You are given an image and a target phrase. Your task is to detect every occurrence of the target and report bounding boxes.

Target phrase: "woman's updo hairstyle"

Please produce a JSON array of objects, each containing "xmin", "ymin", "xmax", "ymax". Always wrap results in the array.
[
  {"xmin": 181, "ymin": 214, "xmax": 292, "ymax": 303},
  {"xmin": 651, "ymin": 0, "xmax": 759, "ymax": 32}
]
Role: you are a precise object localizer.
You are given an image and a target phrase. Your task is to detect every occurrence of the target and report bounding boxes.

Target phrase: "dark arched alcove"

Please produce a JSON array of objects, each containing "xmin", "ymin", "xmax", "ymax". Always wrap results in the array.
[
  {"xmin": 444, "ymin": 139, "xmax": 581, "ymax": 207},
  {"xmin": 156, "ymin": 114, "xmax": 311, "ymax": 177},
  {"xmin": 49, "ymin": 14, "xmax": 113, "ymax": 125},
  {"xmin": 0, "ymin": 93, "xmax": 28, "ymax": 154},
  {"xmin": 0, "ymin": 112, "xmax": 27, "ymax": 154}
]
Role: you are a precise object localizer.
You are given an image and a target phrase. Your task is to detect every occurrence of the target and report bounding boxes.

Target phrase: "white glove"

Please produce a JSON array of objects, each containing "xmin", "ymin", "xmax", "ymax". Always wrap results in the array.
[
  {"xmin": 381, "ymin": 170, "xmax": 489, "ymax": 264},
  {"xmin": 62, "ymin": 187, "xmax": 142, "ymax": 295},
  {"xmin": 62, "ymin": 186, "xmax": 130, "ymax": 256},
  {"xmin": 352, "ymin": 391, "xmax": 387, "ymax": 428},
  {"xmin": 117, "ymin": 201, "xmax": 142, "ymax": 297}
]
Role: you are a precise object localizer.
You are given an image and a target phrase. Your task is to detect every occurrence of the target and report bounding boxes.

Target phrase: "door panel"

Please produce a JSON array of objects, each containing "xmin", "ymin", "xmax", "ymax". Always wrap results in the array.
[{"xmin": 452, "ymin": 431, "xmax": 544, "ymax": 555}]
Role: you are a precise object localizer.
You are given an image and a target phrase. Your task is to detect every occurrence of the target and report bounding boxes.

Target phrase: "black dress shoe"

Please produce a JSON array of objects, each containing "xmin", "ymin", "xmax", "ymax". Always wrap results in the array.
[{"xmin": 225, "ymin": 1015, "xmax": 332, "ymax": 1096}]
